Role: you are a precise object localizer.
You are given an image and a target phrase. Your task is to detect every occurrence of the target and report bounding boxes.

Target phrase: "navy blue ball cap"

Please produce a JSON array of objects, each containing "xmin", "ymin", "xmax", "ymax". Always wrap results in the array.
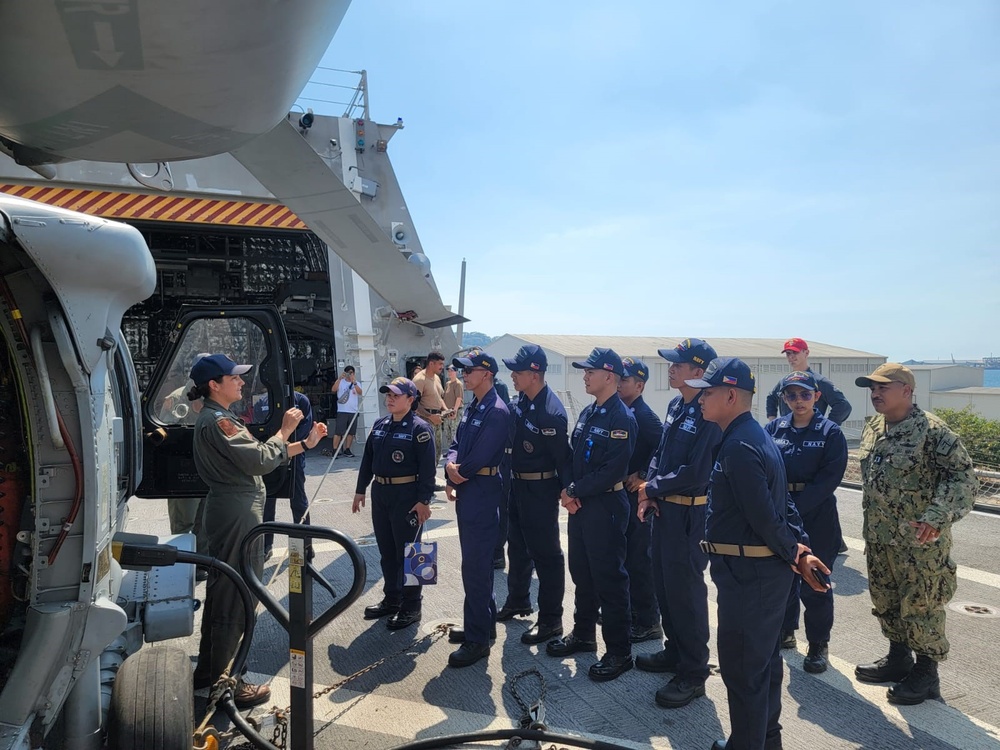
[
  {"xmin": 571, "ymin": 347, "xmax": 624, "ymax": 377},
  {"xmin": 190, "ymin": 354, "xmax": 252, "ymax": 385},
  {"xmin": 503, "ymin": 343, "xmax": 547, "ymax": 372},
  {"xmin": 684, "ymin": 356, "xmax": 756, "ymax": 394},
  {"xmin": 621, "ymin": 356, "xmax": 650, "ymax": 382},
  {"xmin": 452, "ymin": 348, "xmax": 499, "ymax": 375},
  {"xmin": 780, "ymin": 371, "xmax": 817, "ymax": 392},
  {"xmin": 658, "ymin": 338, "xmax": 717, "ymax": 368},
  {"xmin": 379, "ymin": 376, "xmax": 420, "ymax": 399}
]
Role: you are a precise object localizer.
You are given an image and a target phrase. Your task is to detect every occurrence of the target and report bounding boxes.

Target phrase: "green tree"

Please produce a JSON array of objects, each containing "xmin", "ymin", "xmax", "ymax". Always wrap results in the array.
[{"xmin": 932, "ymin": 407, "xmax": 1000, "ymax": 469}]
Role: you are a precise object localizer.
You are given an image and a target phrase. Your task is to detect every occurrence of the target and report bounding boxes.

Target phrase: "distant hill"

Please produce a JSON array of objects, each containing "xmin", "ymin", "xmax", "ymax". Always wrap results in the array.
[{"xmin": 460, "ymin": 331, "xmax": 496, "ymax": 349}]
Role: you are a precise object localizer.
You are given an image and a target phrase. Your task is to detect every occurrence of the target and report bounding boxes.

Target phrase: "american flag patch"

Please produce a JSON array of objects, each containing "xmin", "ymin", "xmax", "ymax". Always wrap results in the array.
[{"xmin": 722, "ymin": 375, "xmax": 738, "ymax": 385}]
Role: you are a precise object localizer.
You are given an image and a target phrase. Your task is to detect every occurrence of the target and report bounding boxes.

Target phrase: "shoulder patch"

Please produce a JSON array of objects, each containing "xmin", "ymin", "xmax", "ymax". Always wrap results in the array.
[
  {"xmin": 611, "ymin": 429, "xmax": 628, "ymax": 439},
  {"xmin": 417, "ymin": 431, "xmax": 431, "ymax": 443},
  {"xmin": 936, "ymin": 432, "xmax": 958, "ymax": 455},
  {"xmin": 217, "ymin": 418, "xmax": 240, "ymax": 438}
]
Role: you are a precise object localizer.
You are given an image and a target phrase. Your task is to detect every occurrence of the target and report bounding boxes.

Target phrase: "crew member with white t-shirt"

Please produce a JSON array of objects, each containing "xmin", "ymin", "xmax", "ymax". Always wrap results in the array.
[{"xmin": 331, "ymin": 365, "xmax": 363, "ymax": 458}]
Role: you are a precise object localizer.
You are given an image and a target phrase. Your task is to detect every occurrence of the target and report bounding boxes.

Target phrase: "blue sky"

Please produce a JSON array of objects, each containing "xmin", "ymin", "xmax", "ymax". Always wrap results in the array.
[{"xmin": 309, "ymin": 1, "xmax": 999, "ymax": 361}]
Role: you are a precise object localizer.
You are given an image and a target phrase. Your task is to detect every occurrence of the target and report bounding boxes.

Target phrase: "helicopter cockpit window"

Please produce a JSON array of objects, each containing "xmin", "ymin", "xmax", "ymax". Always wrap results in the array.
[{"xmin": 152, "ymin": 318, "xmax": 274, "ymax": 426}]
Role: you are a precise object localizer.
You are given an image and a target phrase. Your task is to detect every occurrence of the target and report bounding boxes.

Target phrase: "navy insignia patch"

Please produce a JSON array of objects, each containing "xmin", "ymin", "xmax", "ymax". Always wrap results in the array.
[
  {"xmin": 217, "ymin": 418, "xmax": 240, "ymax": 438},
  {"xmin": 541, "ymin": 427, "xmax": 557, "ymax": 436},
  {"xmin": 392, "ymin": 450, "xmax": 405, "ymax": 463},
  {"xmin": 611, "ymin": 429, "xmax": 628, "ymax": 439},
  {"xmin": 523, "ymin": 440, "xmax": 535, "ymax": 454},
  {"xmin": 417, "ymin": 431, "xmax": 431, "ymax": 443}
]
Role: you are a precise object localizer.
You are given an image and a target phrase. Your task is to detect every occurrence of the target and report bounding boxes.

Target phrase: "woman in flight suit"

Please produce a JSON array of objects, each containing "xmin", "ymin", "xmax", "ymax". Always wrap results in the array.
[{"xmin": 188, "ymin": 354, "xmax": 327, "ymax": 707}]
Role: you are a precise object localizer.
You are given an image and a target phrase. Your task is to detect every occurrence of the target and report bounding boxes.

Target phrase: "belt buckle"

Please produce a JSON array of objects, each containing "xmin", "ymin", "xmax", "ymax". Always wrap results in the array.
[{"xmin": 698, "ymin": 540, "xmax": 711, "ymax": 554}]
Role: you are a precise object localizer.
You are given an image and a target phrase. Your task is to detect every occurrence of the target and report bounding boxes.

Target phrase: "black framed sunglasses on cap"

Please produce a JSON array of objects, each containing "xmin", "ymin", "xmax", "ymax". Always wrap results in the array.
[{"xmin": 462, "ymin": 367, "xmax": 488, "ymax": 376}]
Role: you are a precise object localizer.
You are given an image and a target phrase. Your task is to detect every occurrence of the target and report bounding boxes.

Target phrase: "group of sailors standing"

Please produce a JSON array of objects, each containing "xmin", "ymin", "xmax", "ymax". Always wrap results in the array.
[{"xmin": 349, "ymin": 338, "xmax": 977, "ymax": 750}]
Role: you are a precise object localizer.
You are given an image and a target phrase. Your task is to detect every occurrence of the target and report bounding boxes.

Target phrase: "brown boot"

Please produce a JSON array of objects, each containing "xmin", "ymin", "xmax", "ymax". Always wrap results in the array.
[{"xmin": 234, "ymin": 680, "xmax": 271, "ymax": 709}]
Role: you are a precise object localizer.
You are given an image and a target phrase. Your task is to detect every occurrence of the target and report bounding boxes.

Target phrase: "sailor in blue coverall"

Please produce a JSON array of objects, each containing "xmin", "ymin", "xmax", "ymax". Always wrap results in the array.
[
  {"xmin": 444, "ymin": 349, "xmax": 510, "ymax": 668},
  {"xmin": 765, "ymin": 371, "xmax": 848, "ymax": 672},
  {"xmin": 353, "ymin": 377, "xmax": 436, "ymax": 629},
  {"xmin": 636, "ymin": 339, "xmax": 721, "ymax": 709},
  {"xmin": 687, "ymin": 357, "xmax": 829, "ymax": 750},
  {"xmin": 546, "ymin": 347, "xmax": 637, "ymax": 682},
  {"xmin": 617, "ymin": 357, "xmax": 663, "ymax": 643},
  {"xmin": 496, "ymin": 344, "xmax": 573, "ymax": 644}
]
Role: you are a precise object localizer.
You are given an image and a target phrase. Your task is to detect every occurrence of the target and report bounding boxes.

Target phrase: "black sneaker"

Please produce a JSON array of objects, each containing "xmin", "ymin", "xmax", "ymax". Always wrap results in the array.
[{"xmin": 342, "ymin": 449, "xmax": 355, "ymax": 458}]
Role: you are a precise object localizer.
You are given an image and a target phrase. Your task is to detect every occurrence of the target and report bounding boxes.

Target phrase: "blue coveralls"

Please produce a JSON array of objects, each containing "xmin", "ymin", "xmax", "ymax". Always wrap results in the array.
[
  {"xmin": 643, "ymin": 395, "xmax": 721, "ymax": 683},
  {"xmin": 355, "ymin": 411, "xmax": 436, "ymax": 614},
  {"xmin": 504, "ymin": 385, "xmax": 573, "ymax": 623},
  {"xmin": 765, "ymin": 409, "xmax": 848, "ymax": 644},
  {"xmin": 446, "ymin": 387, "xmax": 509, "ymax": 644},
  {"xmin": 493, "ymin": 380, "xmax": 512, "ymax": 563},
  {"xmin": 623, "ymin": 395, "xmax": 662, "ymax": 630},
  {"xmin": 707, "ymin": 412, "xmax": 806, "ymax": 750},
  {"xmin": 261, "ymin": 391, "xmax": 313, "ymax": 552},
  {"xmin": 567, "ymin": 394, "xmax": 636, "ymax": 657}
]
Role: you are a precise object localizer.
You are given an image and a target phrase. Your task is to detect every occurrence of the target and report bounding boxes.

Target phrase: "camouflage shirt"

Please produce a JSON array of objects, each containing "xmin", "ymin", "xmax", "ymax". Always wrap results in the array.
[{"xmin": 859, "ymin": 406, "xmax": 977, "ymax": 546}]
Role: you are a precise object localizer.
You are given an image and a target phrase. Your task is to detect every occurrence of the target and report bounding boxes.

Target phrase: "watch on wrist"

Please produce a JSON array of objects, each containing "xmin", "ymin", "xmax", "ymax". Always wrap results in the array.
[{"xmin": 566, "ymin": 482, "xmax": 577, "ymax": 499}]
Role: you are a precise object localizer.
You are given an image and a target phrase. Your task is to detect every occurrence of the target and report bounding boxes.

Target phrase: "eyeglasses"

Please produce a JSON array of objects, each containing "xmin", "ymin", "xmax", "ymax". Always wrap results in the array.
[
  {"xmin": 462, "ymin": 367, "xmax": 488, "ymax": 376},
  {"xmin": 782, "ymin": 390, "xmax": 815, "ymax": 402}
]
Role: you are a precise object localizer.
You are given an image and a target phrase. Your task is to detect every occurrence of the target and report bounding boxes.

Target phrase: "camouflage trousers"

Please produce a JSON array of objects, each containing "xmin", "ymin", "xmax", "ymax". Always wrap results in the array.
[
  {"xmin": 866, "ymin": 541, "xmax": 957, "ymax": 661},
  {"xmin": 440, "ymin": 412, "xmax": 461, "ymax": 458}
]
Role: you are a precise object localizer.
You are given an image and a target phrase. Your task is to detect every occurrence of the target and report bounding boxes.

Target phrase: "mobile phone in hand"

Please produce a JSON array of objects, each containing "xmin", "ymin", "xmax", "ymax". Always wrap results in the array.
[{"xmin": 812, "ymin": 567, "xmax": 831, "ymax": 588}]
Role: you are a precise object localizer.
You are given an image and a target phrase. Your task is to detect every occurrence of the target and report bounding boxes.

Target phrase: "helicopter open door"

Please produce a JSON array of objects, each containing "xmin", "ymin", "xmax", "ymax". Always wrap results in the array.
[{"xmin": 135, "ymin": 305, "xmax": 294, "ymax": 500}]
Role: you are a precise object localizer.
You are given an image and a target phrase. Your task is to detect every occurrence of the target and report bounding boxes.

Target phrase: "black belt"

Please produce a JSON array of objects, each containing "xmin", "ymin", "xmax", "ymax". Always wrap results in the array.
[
  {"xmin": 476, "ymin": 466, "xmax": 499, "ymax": 476},
  {"xmin": 788, "ymin": 483, "xmax": 806, "ymax": 492},
  {"xmin": 512, "ymin": 470, "xmax": 558, "ymax": 480},
  {"xmin": 374, "ymin": 475, "xmax": 417, "ymax": 485},
  {"xmin": 699, "ymin": 541, "xmax": 775, "ymax": 558}
]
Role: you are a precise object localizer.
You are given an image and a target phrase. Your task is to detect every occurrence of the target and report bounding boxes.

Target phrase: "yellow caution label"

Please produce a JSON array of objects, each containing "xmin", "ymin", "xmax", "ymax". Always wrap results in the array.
[
  {"xmin": 289, "ymin": 649, "xmax": 306, "ymax": 689},
  {"xmin": 289, "ymin": 563, "xmax": 302, "ymax": 594}
]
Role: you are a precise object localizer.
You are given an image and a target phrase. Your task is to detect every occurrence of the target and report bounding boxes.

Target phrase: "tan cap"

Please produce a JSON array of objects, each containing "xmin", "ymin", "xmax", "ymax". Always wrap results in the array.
[{"xmin": 855, "ymin": 363, "xmax": 915, "ymax": 389}]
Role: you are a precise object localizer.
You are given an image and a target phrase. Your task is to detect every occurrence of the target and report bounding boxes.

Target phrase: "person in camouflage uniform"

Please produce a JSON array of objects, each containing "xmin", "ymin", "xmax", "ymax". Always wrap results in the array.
[{"xmin": 853, "ymin": 363, "xmax": 978, "ymax": 705}]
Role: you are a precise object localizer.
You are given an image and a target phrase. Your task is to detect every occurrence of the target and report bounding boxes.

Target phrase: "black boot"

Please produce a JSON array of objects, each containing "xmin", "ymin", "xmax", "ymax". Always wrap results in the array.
[
  {"xmin": 887, "ymin": 654, "xmax": 941, "ymax": 705},
  {"xmin": 855, "ymin": 641, "xmax": 913, "ymax": 684},
  {"xmin": 803, "ymin": 642, "xmax": 829, "ymax": 674}
]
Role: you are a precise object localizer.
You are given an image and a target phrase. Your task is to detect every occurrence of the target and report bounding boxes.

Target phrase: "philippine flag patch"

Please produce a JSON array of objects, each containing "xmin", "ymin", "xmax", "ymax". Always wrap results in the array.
[{"xmin": 722, "ymin": 375, "xmax": 737, "ymax": 385}]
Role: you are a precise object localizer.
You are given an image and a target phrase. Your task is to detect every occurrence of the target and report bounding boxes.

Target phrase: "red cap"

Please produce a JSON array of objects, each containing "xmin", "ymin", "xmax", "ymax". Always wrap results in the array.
[{"xmin": 782, "ymin": 338, "xmax": 808, "ymax": 353}]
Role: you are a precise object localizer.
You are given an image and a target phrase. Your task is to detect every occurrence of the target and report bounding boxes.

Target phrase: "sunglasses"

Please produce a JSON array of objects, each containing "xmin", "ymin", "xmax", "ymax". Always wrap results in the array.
[
  {"xmin": 782, "ymin": 390, "xmax": 815, "ymax": 402},
  {"xmin": 462, "ymin": 367, "xmax": 488, "ymax": 376}
]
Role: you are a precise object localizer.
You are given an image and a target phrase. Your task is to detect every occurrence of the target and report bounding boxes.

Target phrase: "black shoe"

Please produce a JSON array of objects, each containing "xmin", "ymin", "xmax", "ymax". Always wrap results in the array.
[
  {"xmin": 496, "ymin": 604, "xmax": 533, "ymax": 621},
  {"xmin": 448, "ymin": 641, "xmax": 490, "ymax": 668},
  {"xmin": 342, "ymin": 449, "xmax": 355, "ymax": 458},
  {"xmin": 589, "ymin": 653, "xmax": 634, "ymax": 682},
  {"xmin": 448, "ymin": 625, "xmax": 497, "ymax": 644},
  {"xmin": 493, "ymin": 552, "xmax": 506, "ymax": 569},
  {"xmin": 629, "ymin": 623, "xmax": 663, "ymax": 644},
  {"xmin": 804, "ymin": 642, "xmax": 829, "ymax": 674},
  {"xmin": 363, "ymin": 600, "xmax": 400, "ymax": 620},
  {"xmin": 712, "ymin": 734, "xmax": 782, "ymax": 750},
  {"xmin": 780, "ymin": 630, "xmax": 797, "ymax": 650},
  {"xmin": 855, "ymin": 642, "xmax": 914, "ymax": 684},
  {"xmin": 655, "ymin": 675, "xmax": 706, "ymax": 708},
  {"xmin": 521, "ymin": 622, "xmax": 563, "ymax": 645},
  {"xmin": 713, "ymin": 739, "xmax": 781, "ymax": 750},
  {"xmin": 887, "ymin": 655, "xmax": 941, "ymax": 705},
  {"xmin": 546, "ymin": 633, "xmax": 598, "ymax": 657},
  {"xmin": 386, "ymin": 610, "xmax": 421, "ymax": 630},
  {"xmin": 195, "ymin": 568, "xmax": 209, "ymax": 582},
  {"xmin": 636, "ymin": 648, "xmax": 679, "ymax": 673},
  {"xmin": 434, "ymin": 483, "xmax": 448, "ymax": 492},
  {"xmin": 838, "ymin": 540, "xmax": 848, "ymax": 555}
]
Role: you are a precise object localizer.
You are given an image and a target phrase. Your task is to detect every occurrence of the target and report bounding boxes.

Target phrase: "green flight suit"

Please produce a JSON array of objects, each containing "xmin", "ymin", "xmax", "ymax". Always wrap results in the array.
[
  {"xmin": 192, "ymin": 397, "xmax": 289, "ymax": 682},
  {"xmin": 858, "ymin": 406, "xmax": 977, "ymax": 660}
]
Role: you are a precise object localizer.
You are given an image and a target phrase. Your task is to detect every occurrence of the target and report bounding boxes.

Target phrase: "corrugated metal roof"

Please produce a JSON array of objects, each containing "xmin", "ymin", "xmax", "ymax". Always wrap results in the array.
[
  {"xmin": 497, "ymin": 334, "xmax": 883, "ymax": 359},
  {"xmin": 907, "ymin": 364, "xmax": 969, "ymax": 370},
  {"xmin": 932, "ymin": 387, "xmax": 1000, "ymax": 395}
]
